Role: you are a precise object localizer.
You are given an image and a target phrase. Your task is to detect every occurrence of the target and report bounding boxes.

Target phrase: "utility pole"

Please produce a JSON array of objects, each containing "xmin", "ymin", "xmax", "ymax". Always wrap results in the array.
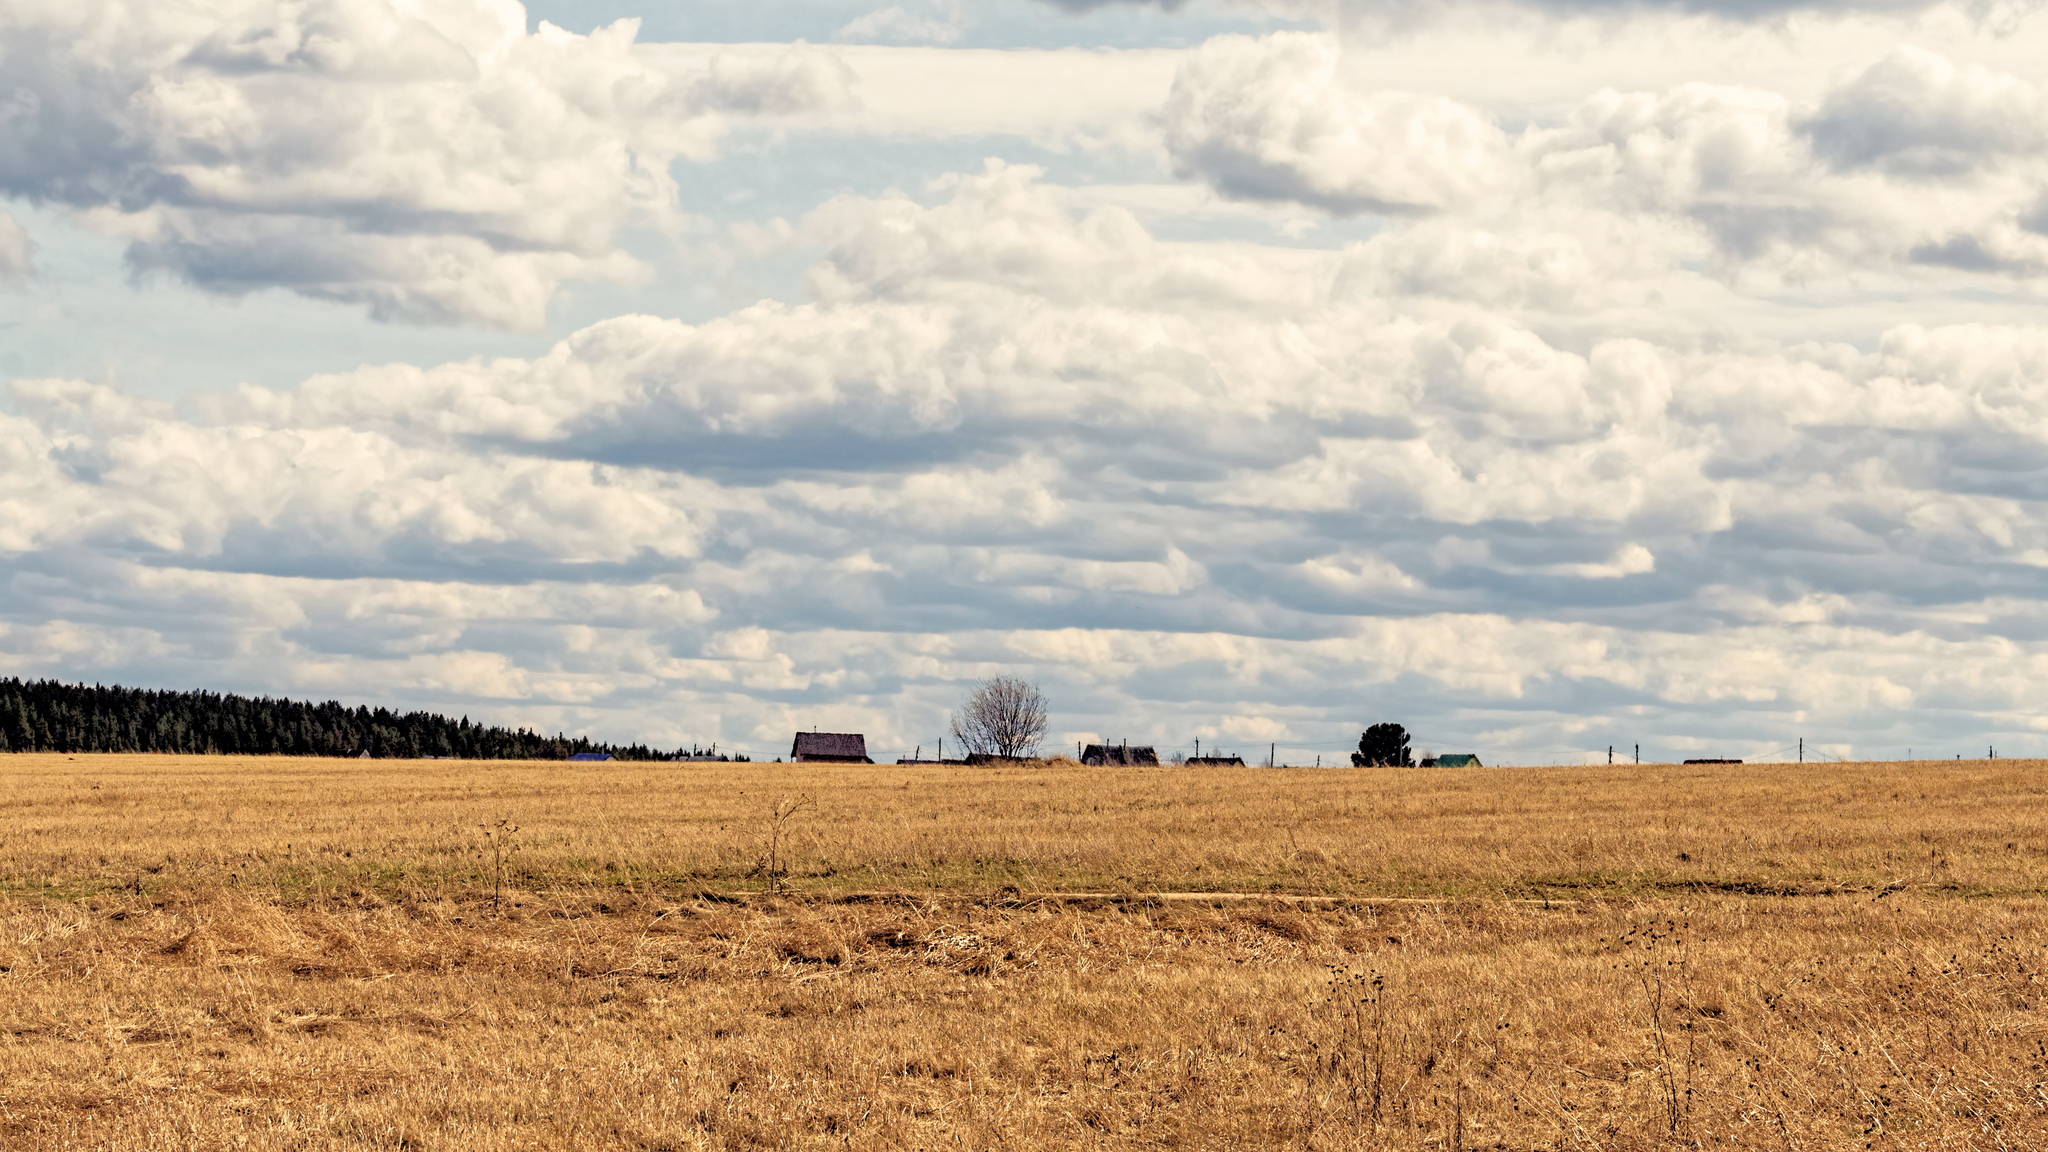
[
  {"xmin": 1270, "ymin": 742, "xmax": 1276, "ymax": 769},
  {"xmin": 1608, "ymin": 745, "xmax": 1613, "ymax": 764},
  {"xmin": 1634, "ymin": 744, "xmax": 1639, "ymax": 764},
  {"xmin": 1799, "ymin": 738, "xmax": 1802, "ymax": 763}
]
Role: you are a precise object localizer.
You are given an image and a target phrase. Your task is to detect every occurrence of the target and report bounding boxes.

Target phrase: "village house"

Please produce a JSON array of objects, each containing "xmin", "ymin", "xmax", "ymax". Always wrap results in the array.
[
  {"xmin": 790, "ymin": 732, "xmax": 873, "ymax": 763},
  {"xmin": 1081, "ymin": 743, "xmax": 1159, "ymax": 766}
]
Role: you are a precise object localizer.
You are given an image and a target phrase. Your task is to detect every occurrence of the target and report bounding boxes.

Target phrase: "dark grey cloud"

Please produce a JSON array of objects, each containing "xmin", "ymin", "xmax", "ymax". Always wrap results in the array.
[
  {"xmin": 1805, "ymin": 47, "xmax": 2048, "ymax": 177},
  {"xmin": 1907, "ymin": 235, "xmax": 2037, "ymax": 273}
]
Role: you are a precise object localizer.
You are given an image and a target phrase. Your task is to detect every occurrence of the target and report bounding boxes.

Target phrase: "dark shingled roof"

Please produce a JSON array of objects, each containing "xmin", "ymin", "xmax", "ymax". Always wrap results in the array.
[
  {"xmin": 1080, "ymin": 743, "xmax": 1159, "ymax": 767},
  {"xmin": 791, "ymin": 732, "xmax": 871, "ymax": 762}
]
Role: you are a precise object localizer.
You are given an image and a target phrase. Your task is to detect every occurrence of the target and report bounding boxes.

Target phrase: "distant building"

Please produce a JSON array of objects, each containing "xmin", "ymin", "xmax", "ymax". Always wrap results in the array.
[
  {"xmin": 791, "ymin": 732, "xmax": 873, "ymax": 763},
  {"xmin": 566, "ymin": 752, "xmax": 613, "ymax": 761},
  {"xmin": 1081, "ymin": 743, "xmax": 1159, "ymax": 766},
  {"xmin": 1420, "ymin": 754, "xmax": 1483, "ymax": 767},
  {"xmin": 1186, "ymin": 755, "xmax": 1247, "ymax": 767}
]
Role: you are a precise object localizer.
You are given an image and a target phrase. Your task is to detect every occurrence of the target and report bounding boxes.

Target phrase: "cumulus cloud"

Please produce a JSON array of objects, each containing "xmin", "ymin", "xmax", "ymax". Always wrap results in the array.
[
  {"xmin": 838, "ymin": 4, "xmax": 966, "ymax": 44},
  {"xmin": 11, "ymin": 1, "xmax": 2048, "ymax": 758},
  {"xmin": 1162, "ymin": 33, "xmax": 1513, "ymax": 214},
  {"xmin": 0, "ymin": 0, "xmax": 852, "ymax": 327},
  {"xmin": 1805, "ymin": 46, "xmax": 2048, "ymax": 176},
  {"xmin": 1164, "ymin": 32, "xmax": 2048, "ymax": 289},
  {"xmin": 12, "ymin": 162, "xmax": 2048, "ymax": 753}
]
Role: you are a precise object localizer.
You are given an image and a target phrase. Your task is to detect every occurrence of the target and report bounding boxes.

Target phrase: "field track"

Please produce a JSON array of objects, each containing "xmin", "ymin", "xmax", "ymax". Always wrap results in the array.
[{"xmin": 6, "ymin": 753, "xmax": 2048, "ymax": 1148}]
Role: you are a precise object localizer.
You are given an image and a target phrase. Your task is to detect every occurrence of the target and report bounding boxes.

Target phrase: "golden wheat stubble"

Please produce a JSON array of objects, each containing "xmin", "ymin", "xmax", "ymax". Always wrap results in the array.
[{"xmin": 5, "ymin": 753, "xmax": 2048, "ymax": 1149}]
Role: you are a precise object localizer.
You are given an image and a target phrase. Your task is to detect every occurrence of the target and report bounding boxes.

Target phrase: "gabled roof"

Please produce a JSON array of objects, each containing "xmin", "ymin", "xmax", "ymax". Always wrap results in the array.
[
  {"xmin": 792, "ymin": 731, "xmax": 870, "ymax": 761},
  {"xmin": 566, "ymin": 752, "xmax": 613, "ymax": 761},
  {"xmin": 1428, "ymin": 753, "xmax": 1483, "ymax": 767},
  {"xmin": 1081, "ymin": 743, "xmax": 1160, "ymax": 766}
]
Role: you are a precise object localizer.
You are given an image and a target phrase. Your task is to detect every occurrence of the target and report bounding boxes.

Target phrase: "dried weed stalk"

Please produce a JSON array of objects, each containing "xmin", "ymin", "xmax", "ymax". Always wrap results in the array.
[
  {"xmin": 477, "ymin": 818, "xmax": 519, "ymax": 911},
  {"xmin": 749, "ymin": 793, "xmax": 814, "ymax": 893}
]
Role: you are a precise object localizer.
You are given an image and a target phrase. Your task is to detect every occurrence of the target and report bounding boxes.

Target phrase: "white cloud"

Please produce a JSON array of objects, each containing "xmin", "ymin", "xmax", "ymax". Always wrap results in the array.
[
  {"xmin": 1805, "ymin": 46, "xmax": 2048, "ymax": 176},
  {"xmin": 838, "ymin": 4, "xmax": 966, "ymax": 44},
  {"xmin": 733, "ymin": 42, "xmax": 1182, "ymax": 147},
  {"xmin": 1299, "ymin": 551, "xmax": 1420, "ymax": 593},
  {"xmin": 13, "ymin": 6, "xmax": 2048, "ymax": 759},
  {"xmin": 1161, "ymin": 32, "xmax": 2048, "ymax": 290},
  {"xmin": 31, "ymin": 166, "xmax": 2048, "ymax": 569},
  {"xmin": 0, "ymin": 0, "xmax": 853, "ymax": 327},
  {"xmin": 1162, "ymin": 32, "xmax": 1513, "ymax": 214},
  {"xmin": 11, "ymin": 158, "xmax": 2048, "ymax": 753},
  {"xmin": 1560, "ymin": 542, "xmax": 1657, "ymax": 578}
]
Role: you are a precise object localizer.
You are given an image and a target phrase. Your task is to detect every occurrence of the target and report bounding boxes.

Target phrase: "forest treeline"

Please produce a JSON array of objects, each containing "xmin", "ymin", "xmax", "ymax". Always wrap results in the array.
[{"xmin": 0, "ymin": 678, "xmax": 725, "ymax": 760}]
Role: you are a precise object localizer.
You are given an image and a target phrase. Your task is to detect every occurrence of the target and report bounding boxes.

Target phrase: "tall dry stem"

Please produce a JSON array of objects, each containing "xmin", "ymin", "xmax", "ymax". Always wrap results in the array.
[
  {"xmin": 753, "ymin": 793, "xmax": 815, "ymax": 893},
  {"xmin": 1315, "ymin": 965, "xmax": 1391, "ymax": 1130},
  {"xmin": 478, "ymin": 818, "xmax": 519, "ymax": 910},
  {"xmin": 1613, "ymin": 918, "xmax": 1697, "ymax": 1144}
]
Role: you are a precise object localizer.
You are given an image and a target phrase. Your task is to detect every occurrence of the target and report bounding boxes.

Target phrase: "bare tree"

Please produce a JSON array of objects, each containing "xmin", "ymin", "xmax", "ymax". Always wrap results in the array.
[{"xmin": 949, "ymin": 676, "xmax": 1049, "ymax": 760}]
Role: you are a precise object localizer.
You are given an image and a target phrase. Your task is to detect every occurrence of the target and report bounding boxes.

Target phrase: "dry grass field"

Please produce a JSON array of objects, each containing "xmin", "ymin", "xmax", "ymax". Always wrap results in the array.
[{"xmin": 5, "ymin": 753, "xmax": 2048, "ymax": 1149}]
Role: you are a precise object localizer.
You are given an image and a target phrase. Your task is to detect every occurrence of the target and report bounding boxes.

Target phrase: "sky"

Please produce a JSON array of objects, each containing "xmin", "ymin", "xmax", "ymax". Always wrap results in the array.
[{"xmin": 5, "ymin": 0, "xmax": 2048, "ymax": 765}]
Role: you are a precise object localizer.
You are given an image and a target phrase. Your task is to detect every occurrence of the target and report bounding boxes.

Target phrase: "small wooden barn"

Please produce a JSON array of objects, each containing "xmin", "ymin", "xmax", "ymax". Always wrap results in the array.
[
  {"xmin": 790, "ymin": 732, "xmax": 873, "ymax": 763},
  {"xmin": 1081, "ymin": 743, "xmax": 1159, "ymax": 766},
  {"xmin": 1420, "ymin": 754, "xmax": 1483, "ymax": 767}
]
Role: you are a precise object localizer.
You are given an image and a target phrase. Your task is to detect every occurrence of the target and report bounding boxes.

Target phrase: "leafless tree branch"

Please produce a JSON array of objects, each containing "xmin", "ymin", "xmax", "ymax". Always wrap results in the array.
[{"xmin": 949, "ymin": 677, "xmax": 1048, "ymax": 760}]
